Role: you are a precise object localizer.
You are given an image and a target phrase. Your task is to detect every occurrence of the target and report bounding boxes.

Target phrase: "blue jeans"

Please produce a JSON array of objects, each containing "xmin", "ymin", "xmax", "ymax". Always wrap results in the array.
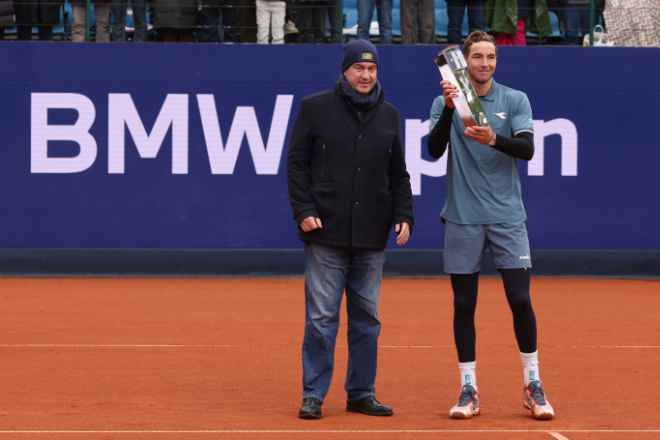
[
  {"xmin": 561, "ymin": 3, "xmax": 590, "ymax": 45},
  {"xmin": 197, "ymin": 8, "xmax": 222, "ymax": 43},
  {"xmin": 221, "ymin": 4, "xmax": 238, "ymax": 42},
  {"xmin": 446, "ymin": 0, "xmax": 485, "ymax": 44},
  {"xmin": 302, "ymin": 241, "xmax": 385, "ymax": 402},
  {"xmin": 357, "ymin": 0, "xmax": 392, "ymax": 44},
  {"xmin": 197, "ymin": 4, "xmax": 238, "ymax": 43},
  {"xmin": 111, "ymin": 0, "xmax": 148, "ymax": 42}
]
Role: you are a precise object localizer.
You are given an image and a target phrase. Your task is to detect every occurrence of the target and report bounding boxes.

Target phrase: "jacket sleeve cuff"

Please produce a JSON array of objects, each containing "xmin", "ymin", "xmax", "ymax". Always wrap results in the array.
[
  {"xmin": 394, "ymin": 215, "xmax": 414, "ymax": 231},
  {"xmin": 295, "ymin": 210, "xmax": 319, "ymax": 227}
]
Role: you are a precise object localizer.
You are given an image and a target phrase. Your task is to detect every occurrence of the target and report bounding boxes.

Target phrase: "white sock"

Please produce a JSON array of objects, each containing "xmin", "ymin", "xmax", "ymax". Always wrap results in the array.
[
  {"xmin": 520, "ymin": 351, "xmax": 540, "ymax": 386},
  {"xmin": 459, "ymin": 361, "xmax": 477, "ymax": 390}
]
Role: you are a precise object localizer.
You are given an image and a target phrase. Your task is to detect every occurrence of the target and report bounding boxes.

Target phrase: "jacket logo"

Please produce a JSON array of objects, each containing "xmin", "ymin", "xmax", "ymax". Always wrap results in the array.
[{"xmin": 494, "ymin": 112, "xmax": 507, "ymax": 119}]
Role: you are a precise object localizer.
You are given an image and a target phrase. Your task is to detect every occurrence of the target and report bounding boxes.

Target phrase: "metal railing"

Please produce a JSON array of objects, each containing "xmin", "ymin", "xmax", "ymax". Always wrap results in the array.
[{"xmin": 1, "ymin": 0, "xmax": 658, "ymax": 46}]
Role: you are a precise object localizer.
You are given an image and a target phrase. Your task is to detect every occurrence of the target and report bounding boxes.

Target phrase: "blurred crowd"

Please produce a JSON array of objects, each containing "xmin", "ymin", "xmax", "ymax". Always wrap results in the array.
[{"xmin": 0, "ymin": 0, "xmax": 658, "ymax": 46}]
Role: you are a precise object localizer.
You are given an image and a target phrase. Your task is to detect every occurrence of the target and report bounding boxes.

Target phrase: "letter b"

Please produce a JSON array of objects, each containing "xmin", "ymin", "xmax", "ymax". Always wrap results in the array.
[{"xmin": 31, "ymin": 93, "xmax": 97, "ymax": 173}]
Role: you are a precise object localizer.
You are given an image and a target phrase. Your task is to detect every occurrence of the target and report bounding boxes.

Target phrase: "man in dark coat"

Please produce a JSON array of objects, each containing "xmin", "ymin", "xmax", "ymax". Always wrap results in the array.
[
  {"xmin": 12, "ymin": 0, "xmax": 61, "ymax": 40},
  {"xmin": 287, "ymin": 39, "xmax": 414, "ymax": 420}
]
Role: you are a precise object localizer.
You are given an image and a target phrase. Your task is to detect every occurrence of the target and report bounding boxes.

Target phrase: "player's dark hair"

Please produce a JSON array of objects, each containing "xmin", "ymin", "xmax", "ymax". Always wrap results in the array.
[{"xmin": 463, "ymin": 30, "xmax": 498, "ymax": 56}]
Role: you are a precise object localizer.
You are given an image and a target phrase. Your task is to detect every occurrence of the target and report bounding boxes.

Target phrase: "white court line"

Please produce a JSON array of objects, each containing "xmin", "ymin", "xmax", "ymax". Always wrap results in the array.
[
  {"xmin": 384, "ymin": 345, "xmax": 660, "ymax": 349},
  {"xmin": 555, "ymin": 346, "xmax": 660, "ymax": 349},
  {"xmin": 0, "ymin": 344, "xmax": 448, "ymax": 349},
  {"xmin": 549, "ymin": 431, "xmax": 571, "ymax": 440},
  {"xmin": 0, "ymin": 430, "xmax": 659, "ymax": 434},
  {"xmin": 0, "ymin": 344, "xmax": 243, "ymax": 348},
  {"xmin": 1, "ymin": 344, "xmax": 659, "ymax": 349}
]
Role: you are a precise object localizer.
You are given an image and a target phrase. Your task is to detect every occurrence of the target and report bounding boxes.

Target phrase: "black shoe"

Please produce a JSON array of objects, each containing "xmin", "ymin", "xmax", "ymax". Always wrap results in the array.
[
  {"xmin": 298, "ymin": 397, "xmax": 322, "ymax": 419},
  {"xmin": 346, "ymin": 396, "xmax": 393, "ymax": 416}
]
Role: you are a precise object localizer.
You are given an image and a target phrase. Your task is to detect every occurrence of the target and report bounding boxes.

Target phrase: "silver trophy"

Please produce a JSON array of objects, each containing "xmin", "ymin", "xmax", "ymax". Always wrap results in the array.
[{"xmin": 434, "ymin": 45, "xmax": 489, "ymax": 128}]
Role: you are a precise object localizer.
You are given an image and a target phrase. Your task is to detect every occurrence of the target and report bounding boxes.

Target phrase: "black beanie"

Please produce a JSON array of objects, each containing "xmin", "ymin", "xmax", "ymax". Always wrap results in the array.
[{"xmin": 341, "ymin": 39, "xmax": 379, "ymax": 73}]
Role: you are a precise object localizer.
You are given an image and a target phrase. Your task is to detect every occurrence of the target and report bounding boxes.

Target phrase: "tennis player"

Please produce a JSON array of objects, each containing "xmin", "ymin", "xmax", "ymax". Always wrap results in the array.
[{"xmin": 427, "ymin": 30, "xmax": 555, "ymax": 420}]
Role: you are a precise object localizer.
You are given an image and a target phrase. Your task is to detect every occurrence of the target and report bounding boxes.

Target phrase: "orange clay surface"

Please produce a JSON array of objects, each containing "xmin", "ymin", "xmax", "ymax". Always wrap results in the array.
[{"xmin": 0, "ymin": 277, "xmax": 659, "ymax": 440}]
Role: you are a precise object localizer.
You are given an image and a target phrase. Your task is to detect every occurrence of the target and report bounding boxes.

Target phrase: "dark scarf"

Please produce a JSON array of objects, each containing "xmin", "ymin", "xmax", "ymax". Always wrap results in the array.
[{"xmin": 336, "ymin": 74, "xmax": 382, "ymax": 111}]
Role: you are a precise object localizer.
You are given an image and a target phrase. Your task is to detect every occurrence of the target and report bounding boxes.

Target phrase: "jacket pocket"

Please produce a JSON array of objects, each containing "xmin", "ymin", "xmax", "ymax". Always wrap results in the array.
[{"xmin": 311, "ymin": 182, "xmax": 337, "ymax": 197}]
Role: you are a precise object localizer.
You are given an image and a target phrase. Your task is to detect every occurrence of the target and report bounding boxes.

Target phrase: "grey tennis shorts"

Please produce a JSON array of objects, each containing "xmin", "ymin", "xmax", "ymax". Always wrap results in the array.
[{"xmin": 443, "ymin": 220, "xmax": 532, "ymax": 274}]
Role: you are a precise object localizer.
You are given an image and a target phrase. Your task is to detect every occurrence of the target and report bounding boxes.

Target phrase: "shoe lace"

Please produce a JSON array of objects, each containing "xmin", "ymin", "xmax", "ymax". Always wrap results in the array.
[
  {"xmin": 528, "ymin": 382, "xmax": 547, "ymax": 405},
  {"xmin": 457, "ymin": 386, "xmax": 475, "ymax": 406}
]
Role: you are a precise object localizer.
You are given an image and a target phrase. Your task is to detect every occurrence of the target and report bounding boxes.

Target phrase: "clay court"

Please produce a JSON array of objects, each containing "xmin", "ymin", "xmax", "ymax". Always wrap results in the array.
[{"xmin": 1, "ymin": 277, "xmax": 659, "ymax": 439}]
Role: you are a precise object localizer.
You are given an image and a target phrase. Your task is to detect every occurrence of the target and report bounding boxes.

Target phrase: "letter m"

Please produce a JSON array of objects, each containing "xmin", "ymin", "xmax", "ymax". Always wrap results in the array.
[{"xmin": 108, "ymin": 94, "xmax": 189, "ymax": 174}]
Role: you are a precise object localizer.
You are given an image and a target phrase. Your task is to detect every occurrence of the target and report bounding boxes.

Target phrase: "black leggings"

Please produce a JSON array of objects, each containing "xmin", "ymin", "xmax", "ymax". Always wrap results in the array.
[{"xmin": 451, "ymin": 268, "xmax": 537, "ymax": 363}]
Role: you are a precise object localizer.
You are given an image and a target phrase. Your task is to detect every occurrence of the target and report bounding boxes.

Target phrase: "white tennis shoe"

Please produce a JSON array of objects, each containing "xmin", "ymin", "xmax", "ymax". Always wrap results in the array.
[
  {"xmin": 523, "ymin": 380, "xmax": 555, "ymax": 420},
  {"xmin": 449, "ymin": 384, "xmax": 480, "ymax": 419}
]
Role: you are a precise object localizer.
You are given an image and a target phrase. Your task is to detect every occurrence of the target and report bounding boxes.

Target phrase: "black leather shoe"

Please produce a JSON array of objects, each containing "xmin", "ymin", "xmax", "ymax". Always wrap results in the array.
[
  {"xmin": 298, "ymin": 397, "xmax": 322, "ymax": 419},
  {"xmin": 346, "ymin": 396, "xmax": 393, "ymax": 416}
]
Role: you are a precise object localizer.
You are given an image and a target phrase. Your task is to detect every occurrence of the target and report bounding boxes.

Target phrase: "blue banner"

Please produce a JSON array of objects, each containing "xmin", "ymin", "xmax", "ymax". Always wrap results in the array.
[{"xmin": 0, "ymin": 43, "xmax": 658, "ymax": 250}]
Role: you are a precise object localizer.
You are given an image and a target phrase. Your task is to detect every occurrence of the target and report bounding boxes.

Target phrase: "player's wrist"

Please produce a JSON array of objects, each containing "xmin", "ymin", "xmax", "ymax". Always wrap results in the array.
[{"xmin": 487, "ymin": 132, "xmax": 496, "ymax": 146}]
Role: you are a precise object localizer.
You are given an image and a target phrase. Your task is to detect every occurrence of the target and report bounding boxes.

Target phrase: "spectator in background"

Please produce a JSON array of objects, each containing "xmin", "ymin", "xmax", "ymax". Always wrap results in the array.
[
  {"xmin": 152, "ymin": 0, "xmax": 197, "ymax": 42},
  {"xmin": 198, "ymin": 0, "xmax": 237, "ymax": 42},
  {"xmin": 558, "ymin": 0, "xmax": 591, "ymax": 45},
  {"xmin": 325, "ymin": 0, "xmax": 340, "ymax": 43},
  {"xmin": 284, "ymin": 0, "xmax": 298, "ymax": 37},
  {"xmin": 357, "ymin": 0, "xmax": 392, "ymax": 44},
  {"xmin": 13, "ymin": 0, "xmax": 61, "ymax": 40},
  {"xmin": 546, "ymin": 0, "xmax": 605, "ymax": 37},
  {"xmin": 604, "ymin": 0, "xmax": 660, "ymax": 47},
  {"xmin": 71, "ymin": 0, "xmax": 110, "ymax": 41},
  {"xmin": 297, "ymin": 0, "xmax": 326, "ymax": 43},
  {"xmin": 111, "ymin": 0, "xmax": 148, "ymax": 42},
  {"xmin": 401, "ymin": 0, "xmax": 435, "ymax": 44},
  {"xmin": 221, "ymin": 0, "xmax": 238, "ymax": 42},
  {"xmin": 198, "ymin": 0, "xmax": 223, "ymax": 42},
  {"xmin": 284, "ymin": 0, "xmax": 298, "ymax": 36},
  {"xmin": 256, "ymin": 0, "xmax": 285, "ymax": 43},
  {"xmin": 445, "ymin": 0, "xmax": 485, "ymax": 45},
  {"xmin": 485, "ymin": 0, "xmax": 551, "ymax": 46},
  {"xmin": 545, "ymin": 0, "xmax": 560, "ymax": 17},
  {"xmin": 237, "ymin": 0, "xmax": 256, "ymax": 41},
  {"xmin": 0, "ymin": 0, "xmax": 14, "ymax": 39}
]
